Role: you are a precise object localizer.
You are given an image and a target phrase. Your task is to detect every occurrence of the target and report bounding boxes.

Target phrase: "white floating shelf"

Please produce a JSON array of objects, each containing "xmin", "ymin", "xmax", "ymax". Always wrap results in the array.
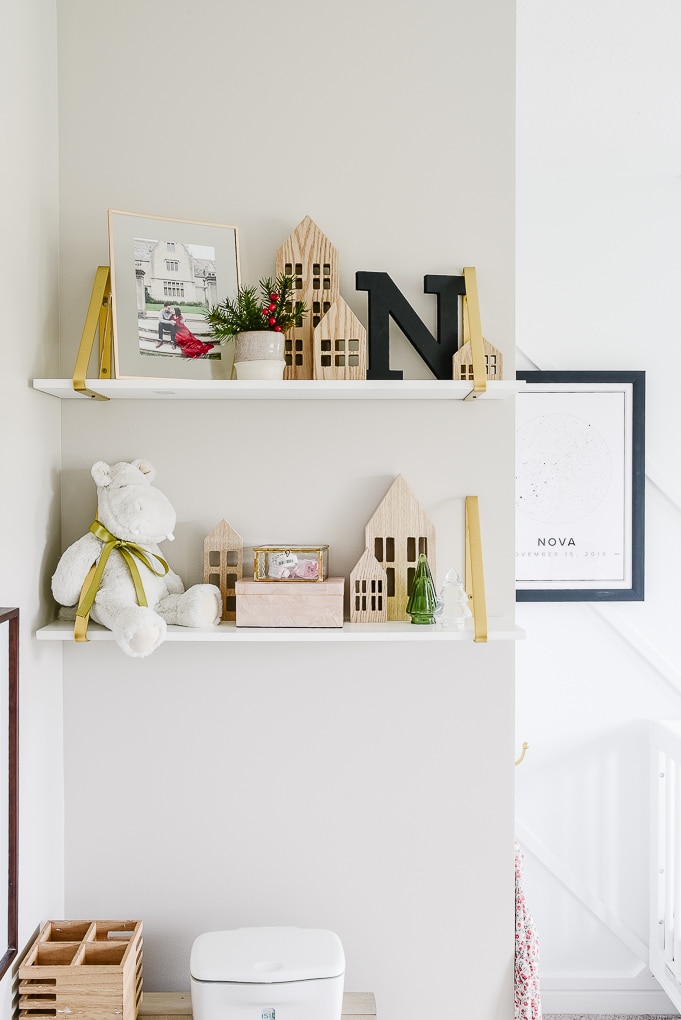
[
  {"xmin": 33, "ymin": 378, "xmax": 524, "ymax": 401},
  {"xmin": 36, "ymin": 619, "xmax": 524, "ymax": 643}
]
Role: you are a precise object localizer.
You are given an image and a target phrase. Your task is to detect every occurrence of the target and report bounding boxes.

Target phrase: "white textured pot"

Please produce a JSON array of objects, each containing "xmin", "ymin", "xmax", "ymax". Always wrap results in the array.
[
  {"xmin": 234, "ymin": 360, "xmax": 286, "ymax": 380},
  {"xmin": 233, "ymin": 331, "xmax": 285, "ymax": 380}
]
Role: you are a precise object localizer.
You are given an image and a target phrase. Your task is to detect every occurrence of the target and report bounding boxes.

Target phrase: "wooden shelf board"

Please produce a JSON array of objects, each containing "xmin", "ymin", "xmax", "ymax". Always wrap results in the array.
[
  {"xmin": 139, "ymin": 990, "xmax": 377, "ymax": 1018},
  {"xmin": 36, "ymin": 619, "xmax": 524, "ymax": 643},
  {"xmin": 33, "ymin": 378, "xmax": 524, "ymax": 400}
]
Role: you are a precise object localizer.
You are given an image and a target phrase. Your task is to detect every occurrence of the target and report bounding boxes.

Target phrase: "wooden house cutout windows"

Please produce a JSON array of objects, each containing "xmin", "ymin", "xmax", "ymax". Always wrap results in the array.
[
  {"xmin": 283, "ymin": 262, "xmax": 304, "ymax": 290},
  {"xmin": 203, "ymin": 520, "xmax": 243, "ymax": 621},
  {"xmin": 312, "ymin": 301, "xmax": 332, "ymax": 329},
  {"xmin": 349, "ymin": 550, "xmax": 388, "ymax": 624},
  {"xmin": 453, "ymin": 337, "xmax": 503, "ymax": 382},
  {"xmin": 355, "ymin": 578, "xmax": 384, "ymax": 615},
  {"xmin": 313, "ymin": 296, "xmax": 367, "ymax": 380},
  {"xmin": 276, "ymin": 217, "xmax": 369, "ymax": 380},
  {"xmin": 364, "ymin": 476, "xmax": 436, "ymax": 622},
  {"xmin": 459, "ymin": 354, "xmax": 499, "ymax": 380},
  {"xmin": 276, "ymin": 216, "xmax": 339, "ymax": 380}
]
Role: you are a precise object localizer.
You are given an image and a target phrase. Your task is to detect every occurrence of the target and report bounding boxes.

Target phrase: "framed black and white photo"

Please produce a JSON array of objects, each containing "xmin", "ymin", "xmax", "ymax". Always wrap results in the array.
[
  {"xmin": 108, "ymin": 210, "xmax": 240, "ymax": 380},
  {"xmin": 515, "ymin": 371, "xmax": 645, "ymax": 601}
]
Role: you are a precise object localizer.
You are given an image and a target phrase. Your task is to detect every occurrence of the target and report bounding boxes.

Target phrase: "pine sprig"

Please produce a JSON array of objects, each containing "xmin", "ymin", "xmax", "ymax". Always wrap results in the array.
[{"xmin": 206, "ymin": 273, "xmax": 308, "ymax": 341}]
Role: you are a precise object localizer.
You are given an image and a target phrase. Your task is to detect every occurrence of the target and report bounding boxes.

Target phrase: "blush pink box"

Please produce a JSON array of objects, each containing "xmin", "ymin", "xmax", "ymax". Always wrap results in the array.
[{"xmin": 235, "ymin": 577, "xmax": 345, "ymax": 628}]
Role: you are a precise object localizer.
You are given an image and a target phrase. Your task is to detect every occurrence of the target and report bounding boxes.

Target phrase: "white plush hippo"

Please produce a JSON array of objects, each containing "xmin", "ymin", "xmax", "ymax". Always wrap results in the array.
[{"xmin": 52, "ymin": 459, "xmax": 221, "ymax": 657}]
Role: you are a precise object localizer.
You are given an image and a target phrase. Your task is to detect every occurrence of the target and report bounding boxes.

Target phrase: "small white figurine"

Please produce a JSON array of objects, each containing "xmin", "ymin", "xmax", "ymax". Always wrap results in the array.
[{"xmin": 434, "ymin": 568, "xmax": 473, "ymax": 630}]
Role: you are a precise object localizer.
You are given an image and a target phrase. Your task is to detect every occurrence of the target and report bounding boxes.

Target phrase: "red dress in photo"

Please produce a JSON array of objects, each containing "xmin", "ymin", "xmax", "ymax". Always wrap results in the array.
[{"xmin": 172, "ymin": 314, "xmax": 214, "ymax": 359}]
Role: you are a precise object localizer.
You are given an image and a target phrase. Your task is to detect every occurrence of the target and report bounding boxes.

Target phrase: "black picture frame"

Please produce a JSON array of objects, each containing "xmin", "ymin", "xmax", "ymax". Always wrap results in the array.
[
  {"xmin": 0, "ymin": 608, "xmax": 18, "ymax": 980},
  {"xmin": 515, "ymin": 371, "xmax": 645, "ymax": 602}
]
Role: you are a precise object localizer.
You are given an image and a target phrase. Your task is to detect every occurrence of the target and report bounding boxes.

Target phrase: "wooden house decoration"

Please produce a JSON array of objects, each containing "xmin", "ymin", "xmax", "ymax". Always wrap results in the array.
[
  {"xmin": 349, "ymin": 549, "xmax": 388, "ymax": 623},
  {"xmin": 275, "ymin": 216, "xmax": 340, "ymax": 380},
  {"xmin": 364, "ymin": 475, "xmax": 436, "ymax": 622},
  {"xmin": 453, "ymin": 337, "xmax": 504, "ymax": 382},
  {"xmin": 313, "ymin": 296, "xmax": 367, "ymax": 380},
  {"xmin": 203, "ymin": 519, "xmax": 243, "ymax": 621}
]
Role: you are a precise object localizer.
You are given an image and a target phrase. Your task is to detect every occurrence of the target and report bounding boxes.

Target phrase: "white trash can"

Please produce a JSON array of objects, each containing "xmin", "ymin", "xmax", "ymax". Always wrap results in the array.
[{"xmin": 190, "ymin": 926, "xmax": 345, "ymax": 1020}]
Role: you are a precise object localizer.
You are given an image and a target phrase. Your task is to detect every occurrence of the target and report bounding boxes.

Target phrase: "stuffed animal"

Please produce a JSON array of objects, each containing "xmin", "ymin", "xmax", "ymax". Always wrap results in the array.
[{"xmin": 52, "ymin": 459, "xmax": 222, "ymax": 657}]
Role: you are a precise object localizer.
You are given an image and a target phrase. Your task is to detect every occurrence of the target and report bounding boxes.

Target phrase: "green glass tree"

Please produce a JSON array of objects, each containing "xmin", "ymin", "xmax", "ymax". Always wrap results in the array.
[{"xmin": 406, "ymin": 552, "xmax": 439, "ymax": 625}]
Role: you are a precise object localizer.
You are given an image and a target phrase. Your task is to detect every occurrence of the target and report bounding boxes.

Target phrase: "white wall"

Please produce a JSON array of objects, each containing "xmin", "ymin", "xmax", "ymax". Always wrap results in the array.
[
  {"xmin": 516, "ymin": 0, "xmax": 681, "ymax": 1012},
  {"xmin": 54, "ymin": 2, "xmax": 517, "ymax": 1019},
  {"xmin": 0, "ymin": 0, "xmax": 64, "ymax": 1014}
]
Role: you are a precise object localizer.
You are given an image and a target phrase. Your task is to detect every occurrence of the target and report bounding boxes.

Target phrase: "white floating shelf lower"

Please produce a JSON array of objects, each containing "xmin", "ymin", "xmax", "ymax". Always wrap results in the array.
[
  {"xmin": 33, "ymin": 379, "xmax": 524, "ymax": 400},
  {"xmin": 36, "ymin": 619, "xmax": 524, "ymax": 643}
]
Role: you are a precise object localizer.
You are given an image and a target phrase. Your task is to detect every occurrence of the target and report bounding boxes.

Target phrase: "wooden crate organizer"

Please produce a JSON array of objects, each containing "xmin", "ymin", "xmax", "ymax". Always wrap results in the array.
[{"xmin": 19, "ymin": 919, "xmax": 143, "ymax": 1020}]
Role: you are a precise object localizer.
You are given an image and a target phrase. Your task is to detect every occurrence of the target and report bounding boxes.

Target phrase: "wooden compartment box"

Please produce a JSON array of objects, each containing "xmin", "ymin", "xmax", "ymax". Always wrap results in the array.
[
  {"xmin": 236, "ymin": 577, "xmax": 344, "ymax": 628},
  {"xmin": 19, "ymin": 919, "xmax": 143, "ymax": 1020}
]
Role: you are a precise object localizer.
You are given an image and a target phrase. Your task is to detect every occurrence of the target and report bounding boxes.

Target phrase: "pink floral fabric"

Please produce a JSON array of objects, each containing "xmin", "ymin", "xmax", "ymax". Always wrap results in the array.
[{"xmin": 515, "ymin": 841, "xmax": 542, "ymax": 1020}]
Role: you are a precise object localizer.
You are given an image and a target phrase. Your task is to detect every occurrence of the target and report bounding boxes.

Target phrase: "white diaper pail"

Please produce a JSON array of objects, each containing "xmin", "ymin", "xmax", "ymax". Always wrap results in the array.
[{"xmin": 190, "ymin": 926, "xmax": 345, "ymax": 1020}]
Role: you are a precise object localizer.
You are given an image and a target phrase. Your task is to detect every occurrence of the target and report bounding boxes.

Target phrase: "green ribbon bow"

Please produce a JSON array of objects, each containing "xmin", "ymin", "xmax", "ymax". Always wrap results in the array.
[{"xmin": 76, "ymin": 520, "xmax": 170, "ymax": 621}]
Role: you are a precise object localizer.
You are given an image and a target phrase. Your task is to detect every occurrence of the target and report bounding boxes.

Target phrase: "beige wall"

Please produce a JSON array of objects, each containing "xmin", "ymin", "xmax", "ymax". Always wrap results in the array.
[
  {"xmin": 0, "ymin": 0, "xmax": 64, "ymax": 1014},
  {"xmin": 52, "ymin": 2, "xmax": 516, "ymax": 1018}
]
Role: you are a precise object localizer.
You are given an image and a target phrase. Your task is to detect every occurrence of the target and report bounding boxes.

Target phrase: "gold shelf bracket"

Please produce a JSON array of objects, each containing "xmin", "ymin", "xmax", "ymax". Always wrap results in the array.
[
  {"xmin": 462, "ymin": 266, "xmax": 487, "ymax": 400},
  {"xmin": 72, "ymin": 266, "xmax": 113, "ymax": 400},
  {"xmin": 515, "ymin": 742, "xmax": 529, "ymax": 766},
  {"xmin": 465, "ymin": 495, "xmax": 488, "ymax": 642}
]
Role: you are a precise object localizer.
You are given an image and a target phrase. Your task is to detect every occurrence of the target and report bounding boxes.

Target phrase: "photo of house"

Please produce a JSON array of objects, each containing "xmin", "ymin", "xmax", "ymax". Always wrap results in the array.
[{"xmin": 133, "ymin": 238, "xmax": 219, "ymax": 359}]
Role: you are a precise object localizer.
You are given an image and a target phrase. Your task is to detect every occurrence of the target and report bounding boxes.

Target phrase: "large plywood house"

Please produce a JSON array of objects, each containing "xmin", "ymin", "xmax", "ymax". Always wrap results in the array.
[
  {"xmin": 364, "ymin": 475, "xmax": 436, "ymax": 622},
  {"xmin": 275, "ymin": 216, "xmax": 340, "ymax": 379}
]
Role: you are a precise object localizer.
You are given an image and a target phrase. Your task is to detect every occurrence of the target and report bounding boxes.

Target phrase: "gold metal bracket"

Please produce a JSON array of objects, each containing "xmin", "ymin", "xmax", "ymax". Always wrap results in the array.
[
  {"xmin": 72, "ymin": 266, "xmax": 113, "ymax": 400},
  {"xmin": 462, "ymin": 267, "xmax": 487, "ymax": 400},
  {"xmin": 515, "ymin": 742, "xmax": 529, "ymax": 766},
  {"xmin": 465, "ymin": 495, "xmax": 488, "ymax": 642}
]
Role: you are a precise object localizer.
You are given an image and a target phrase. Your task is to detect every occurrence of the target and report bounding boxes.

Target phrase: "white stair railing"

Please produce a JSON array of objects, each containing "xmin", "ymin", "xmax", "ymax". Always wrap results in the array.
[{"xmin": 651, "ymin": 720, "xmax": 681, "ymax": 1011}]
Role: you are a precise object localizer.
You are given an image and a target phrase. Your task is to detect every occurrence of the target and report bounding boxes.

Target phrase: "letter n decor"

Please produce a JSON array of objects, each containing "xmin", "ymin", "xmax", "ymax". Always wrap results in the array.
[{"xmin": 355, "ymin": 271, "xmax": 465, "ymax": 380}]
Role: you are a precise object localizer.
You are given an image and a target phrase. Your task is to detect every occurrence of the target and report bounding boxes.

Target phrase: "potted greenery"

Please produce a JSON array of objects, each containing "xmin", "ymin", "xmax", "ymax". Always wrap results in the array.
[{"xmin": 206, "ymin": 273, "xmax": 308, "ymax": 379}]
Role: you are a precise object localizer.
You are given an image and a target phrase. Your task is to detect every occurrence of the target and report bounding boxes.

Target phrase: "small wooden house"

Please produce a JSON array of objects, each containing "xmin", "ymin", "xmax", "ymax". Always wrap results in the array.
[
  {"xmin": 349, "ymin": 549, "xmax": 388, "ymax": 623},
  {"xmin": 313, "ymin": 296, "xmax": 367, "ymax": 380},
  {"xmin": 452, "ymin": 337, "xmax": 503, "ymax": 381},
  {"xmin": 203, "ymin": 519, "xmax": 243, "ymax": 621},
  {"xmin": 275, "ymin": 216, "xmax": 340, "ymax": 380},
  {"xmin": 364, "ymin": 475, "xmax": 436, "ymax": 622}
]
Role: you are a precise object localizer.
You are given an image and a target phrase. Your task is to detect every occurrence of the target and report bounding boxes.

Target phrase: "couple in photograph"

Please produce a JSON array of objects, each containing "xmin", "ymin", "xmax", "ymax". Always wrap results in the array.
[{"xmin": 157, "ymin": 302, "xmax": 213, "ymax": 359}]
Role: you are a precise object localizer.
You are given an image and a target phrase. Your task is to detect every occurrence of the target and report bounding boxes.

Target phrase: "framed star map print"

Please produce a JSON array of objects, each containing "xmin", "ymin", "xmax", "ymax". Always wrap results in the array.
[{"xmin": 515, "ymin": 371, "xmax": 645, "ymax": 601}]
